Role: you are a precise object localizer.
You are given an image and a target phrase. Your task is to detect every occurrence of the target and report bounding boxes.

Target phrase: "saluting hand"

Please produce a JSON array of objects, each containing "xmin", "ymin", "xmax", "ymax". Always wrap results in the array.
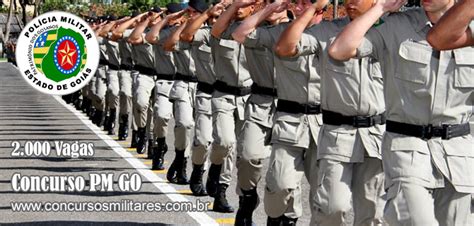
[
  {"xmin": 232, "ymin": 0, "xmax": 257, "ymax": 9},
  {"xmin": 377, "ymin": 0, "xmax": 406, "ymax": 12}
]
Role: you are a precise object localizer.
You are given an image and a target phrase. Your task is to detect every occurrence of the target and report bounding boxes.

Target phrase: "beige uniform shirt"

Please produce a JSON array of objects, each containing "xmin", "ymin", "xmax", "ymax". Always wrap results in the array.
[
  {"xmin": 211, "ymin": 22, "xmax": 252, "ymax": 88},
  {"xmin": 105, "ymin": 39, "xmax": 120, "ymax": 67},
  {"xmin": 191, "ymin": 26, "xmax": 216, "ymax": 85},
  {"xmin": 151, "ymin": 26, "xmax": 177, "ymax": 75},
  {"xmin": 245, "ymin": 22, "xmax": 322, "ymax": 148},
  {"xmin": 118, "ymin": 29, "xmax": 134, "ymax": 67},
  {"xmin": 296, "ymin": 18, "xmax": 385, "ymax": 162},
  {"xmin": 131, "ymin": 30, "xmax": 155, "ymax": 69},
  {"xmin": 357, "ymin": 8, "xmax": 474, "ymax": 192}
]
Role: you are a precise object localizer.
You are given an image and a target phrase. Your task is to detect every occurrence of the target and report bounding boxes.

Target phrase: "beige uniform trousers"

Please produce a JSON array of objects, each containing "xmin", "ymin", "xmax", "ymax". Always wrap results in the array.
[
  {"xmin": 236, "ymin": 94, "xmax": 274, "ymax": 194},
  {"xmin": 382, "ymin": 132, "xmax": 473, "ymax": 226},
  {"xmin": 169, "ymin": 80, "xmax": 196, "ymax": 156},
  {"xmin": 118, "ymin": 69, "xmax": 133, "ymax": 116},
  {"xmin": 93, "ymin": 65, "xmax": 107, "ymax": 111},
  {"xmin": 192, "ymin": 91, "xmax": 213, "ymax": 165},
  {"xmin": 210, "ymin": 90, "xmax": 248, "ymax": 185},
  {"xmin": 264, "ymin": 112, "xmax": 322, "ymax": 219}
]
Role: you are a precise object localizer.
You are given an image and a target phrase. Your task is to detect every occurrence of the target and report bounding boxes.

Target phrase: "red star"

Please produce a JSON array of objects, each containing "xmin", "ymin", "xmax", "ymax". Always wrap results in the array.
[{"xmin": 58, "ymin": 41, "xmax": 76, "ymax": 67}]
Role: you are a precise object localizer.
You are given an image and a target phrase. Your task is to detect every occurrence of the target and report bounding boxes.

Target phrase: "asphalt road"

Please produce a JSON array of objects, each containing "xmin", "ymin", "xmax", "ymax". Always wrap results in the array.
[{"xmin": 0, "ymin": 62, "xmax": 311, "ymax": 225}]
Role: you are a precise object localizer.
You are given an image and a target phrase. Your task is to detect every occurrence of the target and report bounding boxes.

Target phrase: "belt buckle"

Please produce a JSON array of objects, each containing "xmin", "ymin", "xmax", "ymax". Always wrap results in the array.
[
  {"xmin": 441, "ymin": 124, "xmax": 452, "ymax": 140},
  {"xmin": 353, "ymin": 116, "xmax": 370, "ymax": 127}
]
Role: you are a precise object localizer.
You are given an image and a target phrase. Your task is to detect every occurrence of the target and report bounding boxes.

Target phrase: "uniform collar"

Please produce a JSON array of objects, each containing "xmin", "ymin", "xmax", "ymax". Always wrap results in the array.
[{"xmin": 415, "ymin": 9, "xmax": 434, "ymax": 33}]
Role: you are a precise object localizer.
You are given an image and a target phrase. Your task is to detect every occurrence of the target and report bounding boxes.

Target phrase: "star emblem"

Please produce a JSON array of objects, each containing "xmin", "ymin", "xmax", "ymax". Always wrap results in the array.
[{"xmin": 58, "ymin": 41, "xmax": 76, "ymax": 67}]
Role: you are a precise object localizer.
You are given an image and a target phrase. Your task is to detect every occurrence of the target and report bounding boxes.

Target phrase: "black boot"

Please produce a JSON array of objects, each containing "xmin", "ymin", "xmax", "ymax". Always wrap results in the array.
[
  {"xmin": 103, "ymin": 113, "xmax": 110, "ymax": 131},
  {"xmin": 213, "ymin": 184, "xmax": 234, "ymax": 213},
  {"xmin": 190, "ymin": 164, "xmax": 207, "ymax": 196},
  {"xmin": 151, "ymin": 138, "xmax": 167, "ymax": 170},
  {"xmin": 131, "ymin": 130, "xmax": 138, "ymax": 148},
  {"xmin": 136, "ymin": 127, "xmax": 147, "ymax": 154},
  {"xmin": 118, "ymin": 114, "xmax": 129, "ymax": 140},
  {"xmin": 266, "ymin": 216, "xmax": 298, "ymax": 226},
  {"xmin": 82, "ymin": 98, "xmax": 90, "ymax": 113},
  {"xmin": 107, "ymin": 109, "xmax": 116, "ymax": 135},
  {"xmin": 147, "ymin": 138, "xmax": 155, "ymax": 159},
  {"xmin": 206, "ymin": 164, "xmax": 221, "ymax": 197},
  {"xmin": 166, "ymin": 150, "xmax": 189, "ymax": 184},
  {"xmin": 235, "ymin": 188, "xmax": 259, "ymax": 226},
  {"xmin": 94, "ymin": 110, "xmax": 104, "ymax": 127}
]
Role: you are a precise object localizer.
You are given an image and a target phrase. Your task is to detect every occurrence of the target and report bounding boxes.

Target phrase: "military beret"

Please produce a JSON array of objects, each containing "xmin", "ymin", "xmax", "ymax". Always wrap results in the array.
[
  {"xmin": 166, "ymin": 3, "xmax": 185, "ymax": 13},
  {"xmin": 149, "ymin": 6, "xmax": 162, "ymax": 13}
]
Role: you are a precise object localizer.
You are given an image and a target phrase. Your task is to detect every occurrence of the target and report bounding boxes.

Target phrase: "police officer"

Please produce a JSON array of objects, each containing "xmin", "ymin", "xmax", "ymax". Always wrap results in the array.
[
  {"xmin": 230, "ymin": 0, "xmax": 288, "ymax": 224},
  {"xmin": 208, "ymin": 0, "xmax": 257, "ymax": 213},
  {"xmin": 231, "ymin": 0, "xmax": 323, "ymax": 224},
  {"xmin": 128, "ymin": 9, "xmax": 163, "ymax": 154},
  {"xmin": 99, "ymin": 16, "xmax": 121, "ymax": 135},
  {"xmin": 180, "ymin": 0, "xmax": 227, "ymax": 196},
  {"xmin": 427, "ymin": 0, "xmax": 474, "ymax": 49},
  {"xmin": 276, "ymin": 0, "xmax": 387, "ymax": 224},
  {"xmin": 110, "ymin": 12, "xmax": 141, "ymax": 141},
  {"xmin": 329, "ymin": 0, "xmax": 474, "ymax": 224},
  {"xmin": 93, "ymin": 17, "xmax": 111, "ymax": 127},
  {"xmin": 144, "ymin": 3, "xmax": 187, "ymax": 173}
]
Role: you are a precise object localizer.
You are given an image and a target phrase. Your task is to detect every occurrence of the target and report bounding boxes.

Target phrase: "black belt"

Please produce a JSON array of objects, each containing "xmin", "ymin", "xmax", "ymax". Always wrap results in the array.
[
  {"xmin": 175, "ymin": 73, "xmax": 198, "ymax": 83},
  {"xmin": 322, "ymin": 110, "xmax": 386, "ymax": 128},
  {"xmin": 276, "ymin": 99, "xmax": 321, "ymax": 115},
  {"xmin": 197, "ymin": 82, "xmax": 214, "ymax": 94},
  {"xmin": 156, "ymin": 74, "xmax": 175, "ymax": 81},
  {"xmin": 134, "ymin": 65, "xmax": 156, "ymax": 76},
  {"xmin": 120, "ymin": 64, "xmax": 134, "ymax": 71},
  {"xmin": 251, "ymin": 83, "xmax": 277, "ymax": 97},
  {"xmin": 99, "ymin": 59, "xmax": 108, "ymax": 65},
  {"xmin": 386, "ymin": 120, "xmax": 470, "ymax": 140},
  {"xmin": 108, "ymin": 64, "xmax": 120, "ymax": 70},
  {"xmin": 213, "ymin": 80, "xmax": 251, "ymax": 96}
]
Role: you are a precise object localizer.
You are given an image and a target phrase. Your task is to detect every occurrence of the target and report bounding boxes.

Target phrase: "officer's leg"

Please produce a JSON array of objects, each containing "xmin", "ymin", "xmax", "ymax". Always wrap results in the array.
[
  {"xmin": 433, "ymin": 180, "xmax": 472, "ymax": 226},
  {"xmin": 94, "ymin": 67, "xmax": 107, "ymax": 127},
  {"xmin": 352, "ymin": 157, "xmax": 386, "ymax": 226},
  {"xmin": 167, "ymin": 86, "xmax": 194, "ymax": 184},
  {"xmin": 130, "ymin": 71, "xmax": 139, "ymax": 147},
  {"xmin": 118, "ymin": 70, "xmax": 133, "ymax": 140},
  {"xmin": 235, "ymin": 120, "xmax": 271, "ymax": 225},
  {"xmin": 151, "ymin": 80, "xmax": 174, "ymax": 170},
  {"xmin": 190, "ymin": 93, "xmax": 212, "ymax": 196},
  {"xmin": 145, "ymin": 92, "xmax": 155, "ymax": 159},
  {"xmin": 208, "ymin": 94, "xmax": 237, "ymax": 213},
  {"xmin": 132, "ymin": 74, "xmax": 154, "ymax": 153},
  {"xmin": 105, "ymin": 69, "xmax": 120, "ymax": 135},
  {"xmin": 87, "ymin": 73, "xmax": 98, "ymax": 118},
  {"xmin": 264, "ymin": 143, "xmax": 304, "ymax": 224}
]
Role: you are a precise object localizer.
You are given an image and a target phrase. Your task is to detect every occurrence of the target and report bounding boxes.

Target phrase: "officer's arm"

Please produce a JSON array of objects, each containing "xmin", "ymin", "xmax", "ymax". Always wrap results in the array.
[
  {"xmin": 427, "ymin": 0, "xmax": 474, "ymax": 50},
  {"xmin": 329, "ymin": 0, "xmax": 405, "ymax": 61},
  {"xmin": 111, "ymin": 14, "xmax": 143, "ymax": 41},
  {"xmin": 181, "ymin": 2, "xmax": 226, "ymax": 42},
  {"xmin": 145, "ymin": 10, "xmax": 184, "ymax": 44},
  {"xmin": 274, "ymin": 0, "xmax": 327, "ymax": 57},
  {"xmin": 164, "ymin": 22, "xmax": 188, "ymax": 51},
  {"xmin": 99, "ymin": 21, "xmax": 117, "ymax": 38},
  {"xmin": 232, "ymin": 1, "xmax": 287, "ymax": 44},
  {"xmin": 211, "ymin": 0, "xmax": 254, "ymax": 38},
  {"xmin": 128, "ymin": 16, "xmax": 151, "ymax": 45}
]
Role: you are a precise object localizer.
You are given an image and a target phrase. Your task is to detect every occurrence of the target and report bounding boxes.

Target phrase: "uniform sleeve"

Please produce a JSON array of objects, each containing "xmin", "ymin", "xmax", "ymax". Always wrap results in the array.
[
  {"xmin": 294, "ymin": 25, "xmax": 323, "ymax": 56},
  {"xmin": 220, "ymin": 22, "xmax": 239, "ymax": 40},
  {"xmin": 192, "ymin": 27, "xmax": 211, "ymax": 45},
  {"xmin": 121, "ymin": 29, "xmax": 133, "ymax": 39},
  {"xmin": 153, "ymin": 28, "xmax": 174, "ymax": 45},
  {"xmin": 176, "ymin": 41, "xmax": 191, "ymax": 51},
  {"xmin": 356, "ymin": 25, "xmax": 385, "ymax": 61},
  {"xmin": 243, "ymin": 27, "xmax": 274, "ymax": 49}
]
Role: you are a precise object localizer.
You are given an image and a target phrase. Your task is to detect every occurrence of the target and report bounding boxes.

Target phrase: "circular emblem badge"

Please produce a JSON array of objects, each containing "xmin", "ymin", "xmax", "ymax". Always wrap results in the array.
[{"xmin": 16, "ymin": 11, "xmax": 99, "ymax": 95}]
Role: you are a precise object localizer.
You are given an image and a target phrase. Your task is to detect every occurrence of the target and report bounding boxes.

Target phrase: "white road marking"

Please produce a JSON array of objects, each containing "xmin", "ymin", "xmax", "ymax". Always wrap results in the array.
[{"xmin": 55, "ymin": 96, "xmax": 218, "ymax": 225}]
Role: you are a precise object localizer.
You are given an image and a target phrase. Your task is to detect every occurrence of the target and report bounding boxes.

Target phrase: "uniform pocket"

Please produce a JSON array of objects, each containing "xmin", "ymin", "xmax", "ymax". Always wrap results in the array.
[
  {"xmin": 272, "ymin": 114, "xmax": 304, "ymax": 144},
  {"xmin": 281, "ymin": 57, "xmax": 303, "ymax": 73},
  {"xmin": 195, "ymin": 95, "xmax": 212, "ymax": 114},
  {"xmin": 396, "ymin": 41, "xmax": 431, "ymax": 85},
  {"xmin": 218, "ymin": 39, "xmax": 237, "ymax": 59},
  {"xmin": 197, "ymin": 44, "xmax": 212, "ymax": 62},
  {"xmin": 453, "ymin": 48, "xmax": 474, "ymax": 88},
  {"xmin": 443, "ymin": 138, "xmax": 474, "ymax": 188},
  {"xmin": 370, "ymin": 58, "xmax": 383, "ymax": 79}
]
